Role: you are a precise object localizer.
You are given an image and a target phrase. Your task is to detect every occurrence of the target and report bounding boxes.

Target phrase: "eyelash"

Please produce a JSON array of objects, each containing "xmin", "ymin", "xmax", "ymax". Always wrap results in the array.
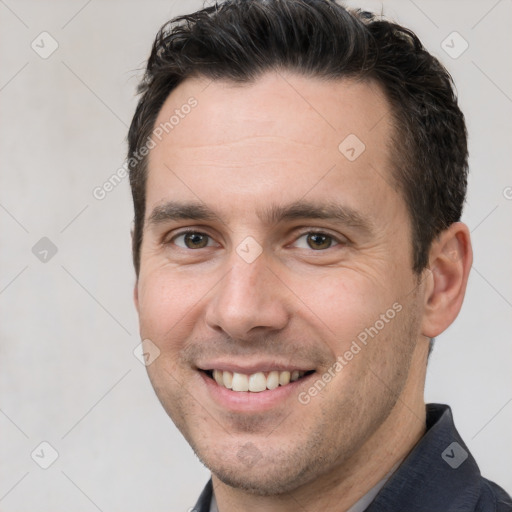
[{"xmin": 167, "ymin": 229, "xmax": 345, "ymax": 250}]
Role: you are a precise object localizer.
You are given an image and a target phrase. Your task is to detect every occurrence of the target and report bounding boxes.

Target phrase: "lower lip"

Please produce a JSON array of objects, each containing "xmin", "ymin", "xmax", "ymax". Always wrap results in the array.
[{"xmin": 199, "ymin": 371, "xmax": 315, "ymax": 413}]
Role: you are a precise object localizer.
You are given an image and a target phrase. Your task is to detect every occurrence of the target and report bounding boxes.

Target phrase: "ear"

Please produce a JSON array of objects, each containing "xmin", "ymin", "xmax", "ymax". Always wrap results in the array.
[{"xmin": 420, "ymin": 222, "xmax": 473, "ymax": 338}]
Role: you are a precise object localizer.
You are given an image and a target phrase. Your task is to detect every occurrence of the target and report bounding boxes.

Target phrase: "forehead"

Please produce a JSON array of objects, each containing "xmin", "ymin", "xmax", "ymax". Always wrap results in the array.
[{"xmin": 146, "ymin": 72, "xmax": 401, "ymax": 223}]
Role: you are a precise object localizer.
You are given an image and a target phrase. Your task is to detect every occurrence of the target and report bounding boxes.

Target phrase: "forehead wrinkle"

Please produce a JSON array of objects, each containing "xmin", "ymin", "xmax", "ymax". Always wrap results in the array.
[{"xmin": 170, "ymin": 135, "xmax": 324, "ymax": 150}]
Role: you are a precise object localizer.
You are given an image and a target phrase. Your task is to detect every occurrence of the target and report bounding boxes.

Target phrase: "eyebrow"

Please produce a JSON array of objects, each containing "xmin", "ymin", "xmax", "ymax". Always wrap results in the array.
[
  {"xmin": 147, "ymin": 200, "xmax": 374, "ymax": 234},
  {"xmin": 148, "ymin": 201, "xmax": 218, "ymax": 225},
  {"xmin": 261, "ymin": 201, "xmax": 374, "ymax": 233}
]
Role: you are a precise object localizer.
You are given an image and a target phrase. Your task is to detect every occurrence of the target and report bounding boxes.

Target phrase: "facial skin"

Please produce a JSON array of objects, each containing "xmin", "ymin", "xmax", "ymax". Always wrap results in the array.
[{"xmin": 134, "ymin": 72, "xmax": 472, "ymax": 511}]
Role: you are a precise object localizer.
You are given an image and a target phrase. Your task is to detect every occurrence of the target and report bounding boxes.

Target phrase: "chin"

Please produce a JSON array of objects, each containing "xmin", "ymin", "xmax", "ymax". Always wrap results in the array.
[
  {"xmin": 193, "ymin": 438, "xmax": 327, "ymax": 496},
  {"xmin": 211, "ymin": 460, "xmax": 310, "ymax": 496}
]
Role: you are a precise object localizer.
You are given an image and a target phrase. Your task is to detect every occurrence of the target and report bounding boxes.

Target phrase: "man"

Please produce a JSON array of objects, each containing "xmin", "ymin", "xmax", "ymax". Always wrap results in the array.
[{"xmin": 127, "ymin": 1, "xmax": 512, "ymax": 510}]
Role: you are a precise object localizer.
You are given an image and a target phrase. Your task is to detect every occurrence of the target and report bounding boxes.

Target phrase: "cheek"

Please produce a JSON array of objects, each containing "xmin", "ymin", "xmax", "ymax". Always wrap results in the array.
[
  {"xmin": 137, "ymin": 268, "xmax": 205, "ymax": 344},
  {"xmin": 289, "ymin": 271, "xmax": 395, "ymax": 345}
]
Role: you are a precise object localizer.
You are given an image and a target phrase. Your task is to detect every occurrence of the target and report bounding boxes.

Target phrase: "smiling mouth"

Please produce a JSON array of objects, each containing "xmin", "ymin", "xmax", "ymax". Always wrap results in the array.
[{"xmin": 203, "ymin": 369, "xmax": 315, "ymax": 392}]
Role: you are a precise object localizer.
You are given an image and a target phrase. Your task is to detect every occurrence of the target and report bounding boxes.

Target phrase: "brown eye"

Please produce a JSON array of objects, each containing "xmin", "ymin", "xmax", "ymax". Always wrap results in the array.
[
  {"xmin": 306, "ymin": 233, "xmax": 333, "ymax": 250},
  {"xmin": 173, "ymin": 232, "xmax": 212, "ymax": 249},
  {"xmin": 184, "ymin": 232, "xmax": 209, "ymax": 249}
]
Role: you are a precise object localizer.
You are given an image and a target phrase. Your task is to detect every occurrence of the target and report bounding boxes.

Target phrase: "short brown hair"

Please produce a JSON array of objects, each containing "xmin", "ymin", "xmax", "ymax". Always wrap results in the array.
[{"xmin": 128, "ymin": 0, "xmax": 468, "ymax": 276}]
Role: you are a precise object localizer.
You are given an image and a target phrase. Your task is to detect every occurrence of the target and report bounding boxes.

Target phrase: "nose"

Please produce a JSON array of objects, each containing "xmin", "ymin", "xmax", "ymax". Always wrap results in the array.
[{"xmin": 205, "ymin": 255, "xmax": 290, "ymax": 340}]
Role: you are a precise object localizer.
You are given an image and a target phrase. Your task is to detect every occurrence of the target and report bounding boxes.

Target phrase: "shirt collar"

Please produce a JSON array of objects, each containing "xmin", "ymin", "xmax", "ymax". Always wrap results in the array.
[{"xmin": 366, "ymin": 403, "xmax": 482, "ymax": 512}]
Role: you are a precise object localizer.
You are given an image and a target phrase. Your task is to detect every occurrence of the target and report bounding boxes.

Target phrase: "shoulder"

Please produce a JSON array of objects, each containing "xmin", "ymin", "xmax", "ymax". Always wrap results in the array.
[{"xmin": 475, "ymin": 478, "xmax": 512, "ymax": 512}]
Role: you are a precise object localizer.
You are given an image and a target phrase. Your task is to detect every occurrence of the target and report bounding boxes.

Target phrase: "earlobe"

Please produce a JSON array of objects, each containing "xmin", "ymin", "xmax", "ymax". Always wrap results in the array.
[{"xmin": 421, "ymin": 222, "xmax": 473, "ymax": 338}]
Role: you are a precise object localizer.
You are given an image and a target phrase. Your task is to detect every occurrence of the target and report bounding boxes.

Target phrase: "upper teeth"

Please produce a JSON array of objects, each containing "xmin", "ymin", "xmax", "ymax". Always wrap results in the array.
[{"xmin": 212, "ymin": 370, "xmax": 305, "ymax": 392}]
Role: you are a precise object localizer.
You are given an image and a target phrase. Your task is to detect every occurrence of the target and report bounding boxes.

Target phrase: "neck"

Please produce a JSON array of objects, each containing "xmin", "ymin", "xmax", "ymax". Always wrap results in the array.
[{"xmin": 213, "ymin": 349, "xmax": 428, "ymax": 512}]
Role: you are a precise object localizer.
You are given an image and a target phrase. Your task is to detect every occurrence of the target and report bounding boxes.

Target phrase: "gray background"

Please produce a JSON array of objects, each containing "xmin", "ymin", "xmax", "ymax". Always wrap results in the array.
[{"xmin": 0, "ymin": 0, "xmax": 511, "ymax": 510}]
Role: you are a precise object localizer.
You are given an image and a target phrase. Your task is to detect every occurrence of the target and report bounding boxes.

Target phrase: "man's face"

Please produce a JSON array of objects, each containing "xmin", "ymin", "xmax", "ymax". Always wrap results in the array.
[{"xmin": 135, "ymin": 72, "xmax": 426, "ymax": 494}]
